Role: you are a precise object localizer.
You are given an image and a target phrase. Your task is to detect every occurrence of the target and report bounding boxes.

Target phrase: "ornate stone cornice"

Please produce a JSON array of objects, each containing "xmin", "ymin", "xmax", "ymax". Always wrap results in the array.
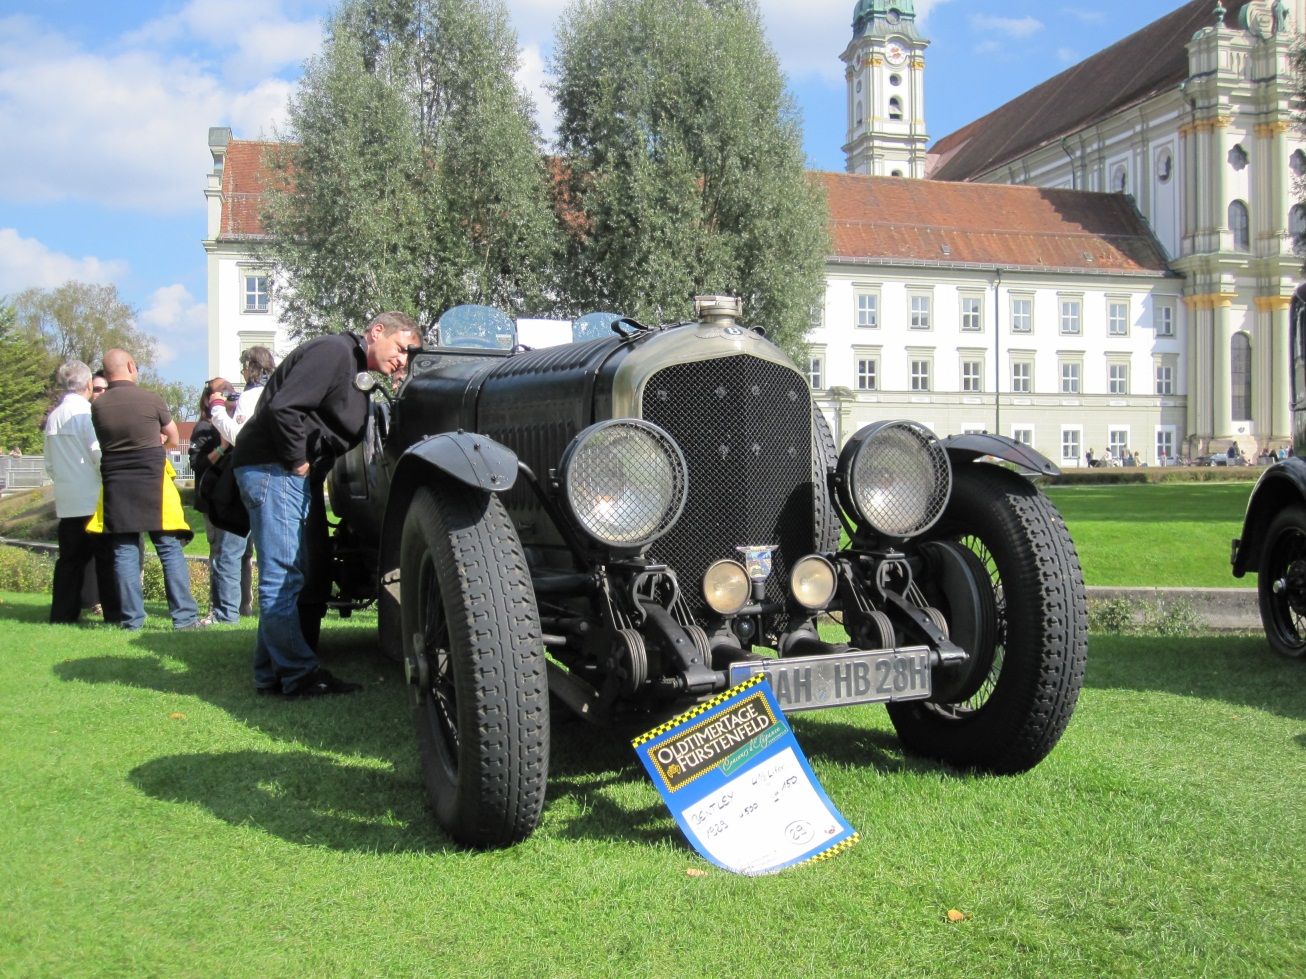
[
  {"xmin": 1254, "ymin": 295, "xmax": 1293, "ymax": 311},
  {"xmin": 1184, "ymin": 293, "xmax": 1240, "ymax": 309}
]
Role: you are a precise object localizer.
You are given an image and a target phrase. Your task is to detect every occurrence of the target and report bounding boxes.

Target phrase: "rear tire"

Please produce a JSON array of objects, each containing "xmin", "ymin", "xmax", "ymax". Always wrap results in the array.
[
  {"xmin": 400, "ymin": 484, "xmax": 549, "ymax": 847},
  {"xmin": 887, "ymin": 464, "xmax": 1087, "ymax": 774},
  {"xmin": 1256, "ymin": 504, "xmax": 1306, "ymax": 659}
]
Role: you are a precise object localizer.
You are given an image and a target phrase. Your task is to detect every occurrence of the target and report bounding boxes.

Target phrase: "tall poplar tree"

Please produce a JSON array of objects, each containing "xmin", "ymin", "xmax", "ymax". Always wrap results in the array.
[
  {"xmin": 263, "ymin": 0, "xmax": 561, "ymax": 335},
  {"xmin": 551, "ymin": 0, "xmax": 829, "ymax": 357}
]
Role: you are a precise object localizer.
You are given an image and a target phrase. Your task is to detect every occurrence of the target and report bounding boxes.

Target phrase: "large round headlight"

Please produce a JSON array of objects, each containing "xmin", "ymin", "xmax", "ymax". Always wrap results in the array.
[
  {"xmin": 560, "ymin": 419, "xmax": 687, "ymax": 549},
  {"xmin": 836, "ymin": 421, "xmax": 951, "ymax": 538}
]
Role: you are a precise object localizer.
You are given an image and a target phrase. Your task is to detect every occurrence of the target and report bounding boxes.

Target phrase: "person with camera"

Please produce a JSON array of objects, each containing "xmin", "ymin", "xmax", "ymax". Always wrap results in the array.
[{"xmin": 190, "ymin": 378, "xmax": 246, "ymax": 624}]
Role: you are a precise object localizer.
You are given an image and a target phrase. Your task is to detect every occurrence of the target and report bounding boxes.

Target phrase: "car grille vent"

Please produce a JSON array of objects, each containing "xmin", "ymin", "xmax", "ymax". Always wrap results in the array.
[{"xmin": 640, "ymin": 355, "xmax": 814, "ymax": 620}]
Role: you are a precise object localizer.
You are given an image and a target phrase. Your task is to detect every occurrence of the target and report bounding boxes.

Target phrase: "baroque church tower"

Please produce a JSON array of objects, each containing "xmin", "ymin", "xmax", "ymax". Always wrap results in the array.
[{"xmin": 842, "ymin": 0, "xmax": 930, "ymax": 176}]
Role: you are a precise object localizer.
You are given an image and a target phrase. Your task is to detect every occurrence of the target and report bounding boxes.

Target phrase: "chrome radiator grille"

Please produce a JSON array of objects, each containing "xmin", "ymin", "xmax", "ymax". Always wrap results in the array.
[{"xmin": 640, "ymin": 355, "xmax": 815, "ymax": 619}]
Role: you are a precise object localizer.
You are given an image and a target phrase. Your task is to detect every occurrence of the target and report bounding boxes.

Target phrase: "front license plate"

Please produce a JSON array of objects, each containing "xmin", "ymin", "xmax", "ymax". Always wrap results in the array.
[{"xmin": 728, "ymin": 646, "xmax": 932, "ymax": 712}]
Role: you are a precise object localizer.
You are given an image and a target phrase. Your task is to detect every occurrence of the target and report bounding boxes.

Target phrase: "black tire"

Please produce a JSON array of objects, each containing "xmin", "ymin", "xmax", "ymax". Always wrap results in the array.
[
  {"xmin": 400, "ymin": 484, "xmax": 549, "ymax": 848},
  {"xmin": 887, "ymin": 464, "xmax": 1087, "ymax": 774},
  {"xmin": 812, "ymin": 406, "xmax": 842, "ymax": 552},
  {"xmin": 1256, "ymin": 504, "xmax": 1306, "ymax": 659}
]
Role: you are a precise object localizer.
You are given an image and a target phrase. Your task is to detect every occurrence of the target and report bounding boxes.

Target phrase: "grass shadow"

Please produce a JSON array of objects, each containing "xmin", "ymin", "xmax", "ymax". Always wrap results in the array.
[
  {"xmin": 129, "ymin": 750, "xmax": 454, "ymax": 853},
  {"xmin": 0, "ymin": 599, "xmax": 62, "ymax": 625},
  {"xmin": 1084, "ymin": 633, "xmax": 1306, "ymax": 723}
]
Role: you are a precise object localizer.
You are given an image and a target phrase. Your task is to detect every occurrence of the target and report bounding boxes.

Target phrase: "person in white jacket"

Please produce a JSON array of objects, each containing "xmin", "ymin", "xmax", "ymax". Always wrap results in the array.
[{"xmin": 44, "ymin": 360, "xmax": 117, "ymax": 623}]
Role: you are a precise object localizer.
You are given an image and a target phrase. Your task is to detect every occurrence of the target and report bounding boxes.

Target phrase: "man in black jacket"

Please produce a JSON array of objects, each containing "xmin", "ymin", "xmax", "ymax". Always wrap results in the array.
[{"xmin": 232, "ymin": 313, "xmax": 420, "ymax": 697}]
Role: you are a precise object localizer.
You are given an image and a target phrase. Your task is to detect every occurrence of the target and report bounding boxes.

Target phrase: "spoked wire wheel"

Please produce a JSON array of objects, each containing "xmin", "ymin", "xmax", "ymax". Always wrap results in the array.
[
  {"xmin": 887, "ymin": 464, "xmax": 1087, "ymax": 774},
  {"xmin": 1256, "ymin": 504, "xmax": 1306, "ymax": 659},
  {"xmin": 400, "ymin": 484, "xmax": 549, "ymax": 848}
]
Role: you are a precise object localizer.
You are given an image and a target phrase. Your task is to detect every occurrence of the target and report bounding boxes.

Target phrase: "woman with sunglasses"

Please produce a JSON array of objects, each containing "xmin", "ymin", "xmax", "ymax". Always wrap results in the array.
[{"xmin": 191, "ymin": 378, "xmax": 247, "ymax": 624}]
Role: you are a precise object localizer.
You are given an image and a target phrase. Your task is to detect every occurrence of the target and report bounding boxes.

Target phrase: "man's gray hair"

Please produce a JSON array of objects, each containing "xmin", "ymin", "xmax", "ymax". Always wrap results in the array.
[{"xmin": 56, "ymin": 360, "xmax": 92, "ymax": 393}]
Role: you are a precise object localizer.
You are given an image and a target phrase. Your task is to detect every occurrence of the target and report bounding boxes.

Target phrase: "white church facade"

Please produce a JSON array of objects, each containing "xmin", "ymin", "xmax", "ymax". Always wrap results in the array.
[{"xmin": 203, "ymin": 0, "xmax": 1306, "ymax": 466}]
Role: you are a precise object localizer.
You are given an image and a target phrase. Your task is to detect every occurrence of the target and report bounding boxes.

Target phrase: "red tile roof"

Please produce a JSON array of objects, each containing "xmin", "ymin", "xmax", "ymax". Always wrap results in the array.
[
  {"xmin": 929, "ymin": 0, "xmax": 1246, "ymax": 182},
  {"xmin": 218, "ymin": 140, "xmax": 279, "ymax": 239},
  {"xmin": 815, "ymin": 171, "xmax": 1171, "ymax": 274},
  {"xmin": 219, "ymin": 141, "xmax": 1170, "ymax": 274}
]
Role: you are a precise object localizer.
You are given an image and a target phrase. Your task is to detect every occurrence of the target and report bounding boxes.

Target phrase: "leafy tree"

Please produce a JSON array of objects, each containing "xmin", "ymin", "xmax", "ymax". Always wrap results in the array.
[
  {"xmin": 12, "ymin": 282, "xmax": 156, "ymax": 372},
  {"xmin": 139, "ymin": 372, "xmax": 201, "ymax": 423},
  {"xmin": 551, "ymin": 0, "xmax": 829, "ymax": 358},
  {"xmin": 0, "ymin": 304, "xmax": 53, "ymax": 454},
  {"xmin": 263, "ymin": 0, "xmax": 561, "ymax": 336}
]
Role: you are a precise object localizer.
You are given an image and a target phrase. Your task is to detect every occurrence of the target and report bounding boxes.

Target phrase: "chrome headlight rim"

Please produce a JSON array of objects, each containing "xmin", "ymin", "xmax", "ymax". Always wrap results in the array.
[
  {"xmin": 789, "ymin": 554, "xmax": 838, "ymax": 611},
  {"xmin": 703, "ymin": 559, "xmax": 752, "ymax": 616},
  {"xmin": 559, "ymin": 418, "xmax": 688, "ymax": 550},
  {"xmin": 836, "ymin": 420, "xmax": 952, "ymax": 540}
]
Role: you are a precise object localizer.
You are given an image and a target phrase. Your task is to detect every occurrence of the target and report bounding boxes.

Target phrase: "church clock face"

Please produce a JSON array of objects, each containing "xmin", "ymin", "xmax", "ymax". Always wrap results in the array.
[{"xmin": 885, "ymin": 41, "xmax": 907, "ymax": 66}]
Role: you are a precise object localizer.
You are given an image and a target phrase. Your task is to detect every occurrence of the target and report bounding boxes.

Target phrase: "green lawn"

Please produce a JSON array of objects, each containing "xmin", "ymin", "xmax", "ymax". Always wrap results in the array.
[
  {"xmin": 1047, "ymin": 481, "xmax": 1253, "ymax": 588},
  {"xmin": 2, "ymin": 592, "xmax": 1302, "ymax": 977}
]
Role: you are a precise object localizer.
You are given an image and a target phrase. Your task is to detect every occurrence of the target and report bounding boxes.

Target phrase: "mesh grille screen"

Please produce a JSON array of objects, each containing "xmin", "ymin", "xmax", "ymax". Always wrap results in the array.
[{"xmin": 641, "ymin": 356, "xmax": 814, "ymax": 618}]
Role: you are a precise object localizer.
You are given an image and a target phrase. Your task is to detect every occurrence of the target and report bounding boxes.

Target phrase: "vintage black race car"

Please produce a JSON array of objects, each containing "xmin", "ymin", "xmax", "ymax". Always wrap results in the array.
[{"xmin": 326, "ymin": 298, "xmax": 1088, "ymax": 848}]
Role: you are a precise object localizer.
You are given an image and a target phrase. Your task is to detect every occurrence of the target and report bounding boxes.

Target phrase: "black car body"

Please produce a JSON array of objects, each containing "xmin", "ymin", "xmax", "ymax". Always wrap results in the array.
[
  {"xmin": 1231, "ymin": 282, "xmax": 1306, "ymax": 658},
  {"xmin": 326, "ymin": 300, "xmax": 1088, "ymax": 847}
]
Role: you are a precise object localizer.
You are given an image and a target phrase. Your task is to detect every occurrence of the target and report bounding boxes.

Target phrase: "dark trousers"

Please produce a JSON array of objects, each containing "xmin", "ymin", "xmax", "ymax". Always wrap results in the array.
[{"xmin": 50, "ymin": 517, "xmax": 119, "ymax": 623}]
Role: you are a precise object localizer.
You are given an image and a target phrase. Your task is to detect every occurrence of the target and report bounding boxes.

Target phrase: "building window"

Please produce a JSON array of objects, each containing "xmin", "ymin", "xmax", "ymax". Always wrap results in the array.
[
  {"xmin": 1228, "ymin": 143, "xmax": 1248, "ymax": 171},
  {"xmin": 808, "ymin": 355, "xmax": 824, "ymax": 390},
  {"xmin": 1060, "ymin": 361, "xmax": 1081, "ymax": 394},
  {"xmin": 909, "ymin": 294, "xmax": 931, "ymax": 329},
  {"xmin": 910, "ymin": 359, "xmax": 931, "ymax": 391},
  {"xmin": 960, "ymin": 295, "xmax": 983, "ymax": 332},
  {"xmin": 1108, "ymin": 301, "xmax": 1129, "ymax": 337},
  {"xmin": 855, "ymin": 100, "xmax": 863, "ymax": 127},
  {"xmin": 1059, "ymin": 298, "xmax": 1081, "ymax": 335},
  {"xmin": 1012, "ymin": 427, "xmax": 1033, "ymax": 446},
  {"xmin": 1108, "ymin": 429, "xmax": 1128, "ymax": 460},
  {"xmin": 1232, "ymin": 332, "xmax": 1251, "ymax": 420},
  {"xmin": 1061, "ymin": 428, "xmax": 1082, "ymax": 464},
  {"xmin": 809, "ymin": 302, "xmax": 824, "ymax": 330},
  {"xmin": 1157, "ymin": 150, "xmax": 1173, "ymax": 183},
  {"xmin": 1108, "ymin": 362, "xmax": 1128, "ymax": 394},
  {"xmin": 1155, "ymin": 363, "xmax": 1174, "ymax": 395},
  {"xmin": 1112, "ymin": 165, "xmax": 1127, "ymax": 193},
  {"xmin": 243, "ymin": 274, "xmax": 269, "ymax": 313},
  {"xmin": 1154, "ymin": 302, "xmax": 1175, "ymax": 337},
  {"xmin": 856, "ymin": 357, "xmax": 878, "ymax": 390},
  {"xmin": 1156, "ymin": 428, "xmax": 1175, "ymax": 464},
  {"xmin": 1229, "ymin": 200, "xmax": 1250, "ymax": 251},
  {"xmin": 1292, "ymin": 149, "xmax": 1306, "ymax": 178},
  {"xmin": 889, "ymin": 73, "xmax": 901, "ymax": 86},
  {"xmin": 1010, "ymin": 296, "xmax": 1033, "ymax": 333},
  {"xmin": 1290, "ymin": 205, "xmax": 1306, "ymax": 256},
  {"xmin": 856, "ymin": 292, "xmax": 878, "ymax": 328},
  {"xmin": 889, "ymin": 96, "xmax": 903, "ymax": 121},
  {"xmin": 961, "ymin": 360, "xmax": 983, "ymax": 392},
  {"xmin": 1011, "ymin": 360, "xmax": 1032, "ymax": 393}
]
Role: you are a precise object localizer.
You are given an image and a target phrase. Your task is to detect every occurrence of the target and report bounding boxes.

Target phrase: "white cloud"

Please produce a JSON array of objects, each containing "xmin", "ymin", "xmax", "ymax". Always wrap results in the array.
[
  {"xmin": 140, "ymin": 283, "xmax": 207, "ymax": 368},
  {"xmin": 969, "ymin": 14, "xmax": 1044, "ymax": 38},
  {"xmin": 1062, "ymin": 7, "xmax": 1107, "ymax": 24},
  {"xmin": 1057, "ymin": 47, "xmax": 1081, "ymax": 64},
  {"xmin": 0, "ymin": 14, "xmax": 296, "ymax": 215},
  {"xmin": 517, "ymin": 41, "xmax": 558, "ymax": 147},
  {"xmin": 0, "ymin": 228, "xmax": 128, "ymax": 295}
]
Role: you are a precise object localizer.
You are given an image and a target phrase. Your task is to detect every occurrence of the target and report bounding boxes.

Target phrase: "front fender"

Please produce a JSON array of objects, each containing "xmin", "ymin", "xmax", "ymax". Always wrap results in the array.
[
  {"xmin": 400, "ymin": 430, "xmax": 518, "ymax": 493},
  {"xmin": 1231, "ymin": 457, "xmax": 1306, "ymax": 577},
  {"xmin": 373, "ymin": 432, "xmax": 518, "ymax": 662},
  {"xmin": 940, "ymin": 433, "xmax": 1060, "ymax": 479}
]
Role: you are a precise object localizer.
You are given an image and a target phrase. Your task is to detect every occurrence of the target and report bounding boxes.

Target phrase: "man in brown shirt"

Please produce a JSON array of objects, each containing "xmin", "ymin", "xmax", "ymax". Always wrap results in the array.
[{"xmin": 90, "ymin": 348, "xmax": 200, "ymax": 630}]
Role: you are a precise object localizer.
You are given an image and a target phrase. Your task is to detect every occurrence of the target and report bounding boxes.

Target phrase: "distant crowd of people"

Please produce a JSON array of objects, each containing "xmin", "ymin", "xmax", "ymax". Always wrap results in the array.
[{"xmin": 40, "ymin": 312, "xmax": 420, "ymax": 700}]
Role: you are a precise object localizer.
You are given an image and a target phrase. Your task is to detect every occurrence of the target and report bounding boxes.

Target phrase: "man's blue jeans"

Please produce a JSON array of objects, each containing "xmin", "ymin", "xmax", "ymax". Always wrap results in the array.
[
  {"xmin": 235, "ymin": 463, "xmax": 317, "ymax": 691},
  {"xmin": 205, "ymin": 520, "xmax": 247, "ymax": 623},
  {"xmin": 111, "ymin": 531, "xmax": 199, "ymax": 630}
]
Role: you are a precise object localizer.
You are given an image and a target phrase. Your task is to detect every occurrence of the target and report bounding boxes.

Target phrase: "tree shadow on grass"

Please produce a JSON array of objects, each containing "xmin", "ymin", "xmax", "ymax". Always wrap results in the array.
[
  {"xmin": 129, "ymin": 750, "xmax": 454, "ymax": 854},
  {"xmin": 1084, "ymin": 633, "xmax": 1306, "ymax": 725}
]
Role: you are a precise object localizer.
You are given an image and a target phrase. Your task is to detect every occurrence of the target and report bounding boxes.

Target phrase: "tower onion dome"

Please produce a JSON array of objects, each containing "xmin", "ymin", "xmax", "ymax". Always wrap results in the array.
[{"xmin": 853, "ymin": 1, "xmax": 921, "ymax": 37}]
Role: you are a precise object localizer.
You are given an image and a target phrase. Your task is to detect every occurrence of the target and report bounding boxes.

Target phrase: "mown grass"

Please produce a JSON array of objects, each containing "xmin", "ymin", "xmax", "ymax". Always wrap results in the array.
[
  {"xmin": 1046, "ymin": 481, "xmax": 1252, "ymax": 588},
  {"xmin": 2, "ymin": 591, "xmax": 1302, "ymax": 977}
]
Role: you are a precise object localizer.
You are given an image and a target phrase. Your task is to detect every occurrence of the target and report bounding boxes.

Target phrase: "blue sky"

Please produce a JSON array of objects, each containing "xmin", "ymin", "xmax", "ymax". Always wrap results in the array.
[{"xmin": 0, "ymin": 0, "xmax": 1186, "ymax": 388}]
